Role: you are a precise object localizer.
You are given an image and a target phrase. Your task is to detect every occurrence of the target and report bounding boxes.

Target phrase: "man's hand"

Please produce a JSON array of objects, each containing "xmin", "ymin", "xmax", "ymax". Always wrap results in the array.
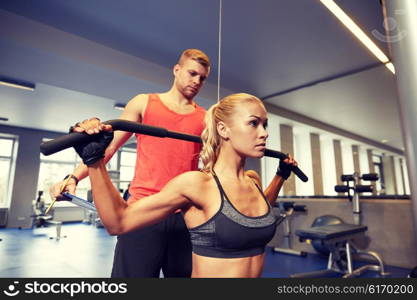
[
  {"xmin": 49, "ymin": 178, "xmax": 77, "ymax": 201},
  {"xmin": 71, "ymin": 118, "xmax": 114, "ymax": 166}
]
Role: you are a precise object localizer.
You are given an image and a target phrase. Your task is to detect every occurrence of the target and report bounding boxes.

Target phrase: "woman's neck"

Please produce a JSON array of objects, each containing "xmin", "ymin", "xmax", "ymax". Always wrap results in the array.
[{"xmin": 213, "ymin": 146, "xmax": 246, "ymax": 180}]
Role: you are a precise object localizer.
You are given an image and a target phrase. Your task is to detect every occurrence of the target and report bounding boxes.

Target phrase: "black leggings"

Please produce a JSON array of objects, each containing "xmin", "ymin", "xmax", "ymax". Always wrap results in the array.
[{"xmin": 110, "ymin": 212, "xmax": 192, "ymax": 278}]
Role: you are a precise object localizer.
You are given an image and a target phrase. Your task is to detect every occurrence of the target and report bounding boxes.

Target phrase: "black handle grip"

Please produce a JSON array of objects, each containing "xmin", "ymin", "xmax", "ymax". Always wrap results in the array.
[
  {"xmin": 40, "ymin": 119, "xmax": 308, "ymax": 182},
  {"xmin": 40, "ymin": 120, "xmax": 173, "ymax": 155},
  {"xmin": 335, "ymin": 185, "xmax": 350, "ymax": 193},
  {"xmin": 40, "ymin": 132, "xmax": 93, "ymax": 156},
  {"xmin": 264, "ymin": 149, "xmax": 309, "ymax": 182},
  {"xmin": 341, "ymin": 174, "xmax": 354, "ymax": 182},
  {"xmin": 361, "ymin": 173, "xmax": 379, "ymax": 181},
  {"xmin": 355, "ymin": 185, "xmax": 373, "ymax": 193},
  {"xmin": 293, "ymin": 204, "xmax": 307, "ymax": 212}
]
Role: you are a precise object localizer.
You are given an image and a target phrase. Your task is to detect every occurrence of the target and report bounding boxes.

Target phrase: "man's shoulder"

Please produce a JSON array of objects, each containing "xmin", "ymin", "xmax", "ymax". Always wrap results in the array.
[
  {"xmin": 124, "ymin": 94, "xmax": 150, "ymax": 115},
  {"xmin": 191, "ymin": 102, "xmax": 206, "ymax": 125},
  {"xmin": 129, "ymin": 93, "xmax": 149, "ymax": 103},
  {"xmin": 194, "ymin": 102, "xmax": 207, "ymax": 113}
]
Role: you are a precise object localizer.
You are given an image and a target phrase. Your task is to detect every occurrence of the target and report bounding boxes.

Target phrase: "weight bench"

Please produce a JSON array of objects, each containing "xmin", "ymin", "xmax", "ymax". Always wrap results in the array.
[
  {"xmin": 291, "ymin": 223, "xmax": 388, "ymax": 278},
  {"xmin": 32, "ymin": 214, "xmax": 64, "ymax": 240}
]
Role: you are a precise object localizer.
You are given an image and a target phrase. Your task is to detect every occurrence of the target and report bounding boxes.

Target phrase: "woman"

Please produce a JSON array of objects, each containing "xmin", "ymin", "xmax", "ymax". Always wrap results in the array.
[{"xmin": 72, "ymin": 93, "xmax": 297, "ymax": 277}]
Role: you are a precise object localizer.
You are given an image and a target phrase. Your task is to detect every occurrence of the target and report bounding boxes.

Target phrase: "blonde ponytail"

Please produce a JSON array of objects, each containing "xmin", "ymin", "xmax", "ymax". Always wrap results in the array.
[{"xmin": 200, "ymin": 103, "xmax": 220, "ymax": 173}]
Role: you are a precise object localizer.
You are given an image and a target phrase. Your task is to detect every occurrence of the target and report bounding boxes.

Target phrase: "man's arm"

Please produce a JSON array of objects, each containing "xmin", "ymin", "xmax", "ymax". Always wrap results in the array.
[{"xmin": 49, "ymin": 94, "xmax": 148, "ymax": 199}]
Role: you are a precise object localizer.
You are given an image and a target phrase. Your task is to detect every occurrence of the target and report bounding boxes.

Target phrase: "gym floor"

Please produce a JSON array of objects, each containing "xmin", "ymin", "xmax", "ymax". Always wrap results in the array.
[{"xmin": 0, "ymin": 223, "xmax": 411, "ymax": 278}]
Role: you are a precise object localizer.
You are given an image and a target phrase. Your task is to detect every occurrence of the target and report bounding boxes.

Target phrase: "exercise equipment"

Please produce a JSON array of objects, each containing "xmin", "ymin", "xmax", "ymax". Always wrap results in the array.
[
  {"xmin": 61, "ymin": 193, "xmax": 97, "ymax": 212},
  {"xmin": 311, "ymin": 215, "xmax": 344, "ymax": 255},
  {"xmin": 292, "ymin": 223, "xmax": 380, "ymax": 278},
  {"xmin": 44, "ymin": 172, "xmax": 73, "ymax": 215},
  {"xmin": 291, "ymin": 172, "xmax": 388, "ymax": 277},
  {"xmin": 39, "ymin": 119, "xmax": 308, "ymax": 183},
  {"xmin": 273, "ymin": 201, "xmax": 307, "ymax": 256},
  {"xmin": 308, "ymin": 171, "xmax": 377, "ymax": 255},
  {"xmin": 292, "ymin": 223, "xmax": 388, "ymax": 278},
  {"xmin": 32, "ymin": 192, "xmax": 98, "ymax": 239},
  {"xmin": 61, "ymin": 192, "xmax": 103, "ymax": 227},
  {"xmin": 31, "ymin": 191, "xmax": 65, "ymax": 240},
  {"xmin": 334, "ymin": 172, "xmax": 378, "ymax": 225}
]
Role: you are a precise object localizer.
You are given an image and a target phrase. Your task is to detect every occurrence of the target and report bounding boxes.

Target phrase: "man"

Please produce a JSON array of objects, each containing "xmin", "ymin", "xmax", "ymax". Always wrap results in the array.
[{"xmin": 50, "ymin": 49, "xmax": 211, "ymax": 277}]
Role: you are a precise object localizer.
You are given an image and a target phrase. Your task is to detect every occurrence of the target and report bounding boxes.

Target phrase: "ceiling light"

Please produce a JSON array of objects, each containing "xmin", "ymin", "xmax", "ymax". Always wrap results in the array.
[
  {"xmin": 113, "ymin": 103, "xmax": 125, "ymax": 111},
  {"xmin": 385, "ymin": 62, "xmax": 395, "ymax": 74},
  {"xmin": 0, "ymin": 77, "xmax": 35, "ymax": 91},
  {"xmin": 320, "ymin": 0, "xmax": 395, "ymax": 74}
]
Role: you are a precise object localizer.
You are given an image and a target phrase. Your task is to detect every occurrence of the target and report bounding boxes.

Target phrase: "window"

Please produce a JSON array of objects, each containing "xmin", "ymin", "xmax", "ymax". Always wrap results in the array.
[
  {"xmin": 372, "ymin": 154, "xmax": 385, "ymax": 194},
  {"xmin": 37, "ymin": 138, "xmax": 124, "ymax": 205},
  {"xmin": 37, "ymin": 138, "xmax": 136, "ymax": 206},
  {"xmin": 37, "ymin": 144, "xmax": 91, "ymax": 206},
  {"xmin": 0, "ymin": 135, "xmax": 18, "ymax": 208},
  {"xmin": 118, "ymin": 146, "xmax": 136, "ymax": 192}
]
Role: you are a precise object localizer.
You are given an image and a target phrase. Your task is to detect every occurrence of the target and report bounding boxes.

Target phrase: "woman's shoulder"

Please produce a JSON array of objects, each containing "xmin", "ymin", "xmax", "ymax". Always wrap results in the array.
[
  {"xmin": 172, "ymin": 171, "xmax": 213, "ymax": 206},
  {"xmin": 245, "ymin": 170, "xmax": 262, "ymax": 188},
  {"xmin": 175, "ymin": 171, "xmax": 212, "ymax": 186}
]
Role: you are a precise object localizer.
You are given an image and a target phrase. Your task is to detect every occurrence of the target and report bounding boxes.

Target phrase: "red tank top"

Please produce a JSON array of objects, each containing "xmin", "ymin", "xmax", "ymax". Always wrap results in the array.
[{"xmin": 128, "ymin": 94, "xmax": 205, "ymax": 203}]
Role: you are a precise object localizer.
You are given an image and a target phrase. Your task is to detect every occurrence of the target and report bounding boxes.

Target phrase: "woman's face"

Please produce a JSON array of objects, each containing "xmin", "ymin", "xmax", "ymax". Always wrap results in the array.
[{"xmin": 225, "ymin": 101, "xmax": 269, "ymax": 158}]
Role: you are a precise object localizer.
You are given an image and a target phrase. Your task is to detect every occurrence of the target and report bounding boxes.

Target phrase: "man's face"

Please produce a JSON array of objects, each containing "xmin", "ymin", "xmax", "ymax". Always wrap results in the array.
[{"xmin": 174, "ymin": 58, "xmax": 209, "ymax": 99}]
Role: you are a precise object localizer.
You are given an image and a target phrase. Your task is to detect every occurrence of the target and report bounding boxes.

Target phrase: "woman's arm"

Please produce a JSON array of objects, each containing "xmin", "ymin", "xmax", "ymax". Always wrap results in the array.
[
  {"xmin": 88, "ymin": 160, "xmax": 191, "ymax": 235},
  {"xmin": 246, "ymin": 155, "xmax": 297, "ymax": 205},
  {"xmin": 264, "ymin": 175, "xmax": 285, "ymax": 205}
]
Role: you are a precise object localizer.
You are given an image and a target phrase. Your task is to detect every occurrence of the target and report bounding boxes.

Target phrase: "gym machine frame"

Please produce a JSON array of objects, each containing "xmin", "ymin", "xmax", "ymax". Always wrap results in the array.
[
  {"xmin": 40, "ymin": 119, "xmax": 309, "ymax": 224},
  {"xmin": 273, "ymin": 201, "xmax": 307, "ymax": 257},
  {"xmin": 40, "ymin": 119, "xmax": 308, "ymax": 182}
]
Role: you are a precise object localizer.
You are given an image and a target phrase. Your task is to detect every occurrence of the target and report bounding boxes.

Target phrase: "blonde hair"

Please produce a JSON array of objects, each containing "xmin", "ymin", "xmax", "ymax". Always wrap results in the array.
[
  {"xmin": 200, "ymin": 93, "xmax": 264, "ymax": 173},
  {"xmin": 178, "ymin": 49, "xmax": 211, "ymax": 69}
]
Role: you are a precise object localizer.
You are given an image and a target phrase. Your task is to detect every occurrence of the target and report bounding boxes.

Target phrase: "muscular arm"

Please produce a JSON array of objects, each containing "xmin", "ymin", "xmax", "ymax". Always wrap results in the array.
[
  {"xmin": 88, "ymin": 160, "xmax": 193, "ymax": 235},
  {"xmin": 263, "ymin": 175, "xmax": 285, "ymax": 205}
]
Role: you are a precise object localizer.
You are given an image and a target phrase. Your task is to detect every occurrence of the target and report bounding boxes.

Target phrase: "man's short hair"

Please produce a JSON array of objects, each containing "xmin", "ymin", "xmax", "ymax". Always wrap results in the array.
[{"xmin": 178, "ymin": 49, "xmax": 211, "ymax": 69}]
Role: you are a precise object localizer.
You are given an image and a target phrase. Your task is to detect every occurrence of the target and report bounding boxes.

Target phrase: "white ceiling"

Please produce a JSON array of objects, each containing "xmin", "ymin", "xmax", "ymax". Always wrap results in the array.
[{"xmin": 0, "ymin": 0, "xmax": 404, "ymax": 153}]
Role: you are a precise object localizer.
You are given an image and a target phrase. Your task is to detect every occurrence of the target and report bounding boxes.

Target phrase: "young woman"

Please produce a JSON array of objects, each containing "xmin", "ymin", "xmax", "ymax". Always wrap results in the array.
[{"xmin": 72, "ymin": 93, "xmax": 297, "ymax": 278}]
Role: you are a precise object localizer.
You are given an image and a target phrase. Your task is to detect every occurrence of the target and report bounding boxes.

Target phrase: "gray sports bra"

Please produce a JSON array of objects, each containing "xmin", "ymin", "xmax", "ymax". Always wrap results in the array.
[{"xmin": 188, "ymin": 173, "xmax": 278, "ymax": 258}]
